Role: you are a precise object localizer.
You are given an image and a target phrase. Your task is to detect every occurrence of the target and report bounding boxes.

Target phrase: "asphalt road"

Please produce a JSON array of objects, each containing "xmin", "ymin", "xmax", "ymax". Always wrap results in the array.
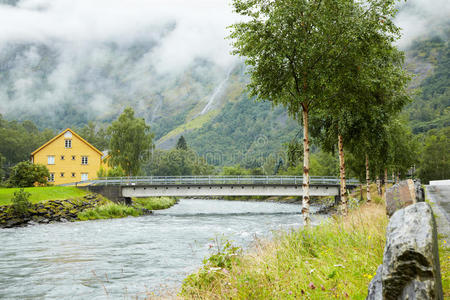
[{"xmin": 426, "ymin": 184, "xmax": 450, "ymax": 242}]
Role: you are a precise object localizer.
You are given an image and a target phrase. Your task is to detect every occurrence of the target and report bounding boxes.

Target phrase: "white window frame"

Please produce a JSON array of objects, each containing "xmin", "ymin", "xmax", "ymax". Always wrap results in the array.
[
  {"xmin": 60, "ymin": 172, "xmax": 64, "ymax": 177},
  {"xmin": 47, "ymin": 155, "xmax": 55, "ymax": 165},
  {"xmin": 81, "ymin": 156, "xmax": 88, "ymax": 165},
  {"xmin": 81, "ymin": 173, "xmax": 88, "ymax": 181},
  {"xmin": 65, "ymin": 139, "xmax": 72, "ymax": 148},
  {"xmin": 48, "ymin": 173, "xmax": 55, "ymax": 182},
  {"xmin": 71, "ymin": 172, "xmax": 76, "ymax": 178}
]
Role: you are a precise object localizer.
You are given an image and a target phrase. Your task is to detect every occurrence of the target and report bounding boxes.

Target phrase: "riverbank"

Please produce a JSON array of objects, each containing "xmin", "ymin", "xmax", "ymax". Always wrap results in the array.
[
  {"xmin": 77, "ymin": 197, "xmax": 177, "ymax": 221},
  {"xmin": 0, "ymin": 186, "xmax": 178, "ymax": 227},
  {"xmin": 181, "ymin": 202, "xmax": 388, "ymax": 299},
  {"xmin": 180, "ymin": 192, "xmax": 449, "ymax": 299}
]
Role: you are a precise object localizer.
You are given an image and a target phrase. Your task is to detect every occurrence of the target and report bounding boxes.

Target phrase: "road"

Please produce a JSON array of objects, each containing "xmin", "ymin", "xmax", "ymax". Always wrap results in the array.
[{"xmin": 426, "ymin": 184, "xmax": 450, "ymax": 244}]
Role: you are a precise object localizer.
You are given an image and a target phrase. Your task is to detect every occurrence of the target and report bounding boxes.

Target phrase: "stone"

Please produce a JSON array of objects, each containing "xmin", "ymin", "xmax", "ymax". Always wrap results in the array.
[
  {"xmin": 381, "ymin": 202, "xmax": 443, "ymax": 300},
  {"xmin": 366, "ymin": 265, "xmax": 383, "ymax": 300},
  {"xmin": 386, "ymin": 179, "xmax": 424, "ymax": 217}
]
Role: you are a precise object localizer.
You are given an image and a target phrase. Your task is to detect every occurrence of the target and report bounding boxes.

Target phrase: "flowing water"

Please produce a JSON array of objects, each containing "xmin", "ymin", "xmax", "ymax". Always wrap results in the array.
[{"xmin": 0, "ymin": 199, "xmax": 325, "ymax": 299}]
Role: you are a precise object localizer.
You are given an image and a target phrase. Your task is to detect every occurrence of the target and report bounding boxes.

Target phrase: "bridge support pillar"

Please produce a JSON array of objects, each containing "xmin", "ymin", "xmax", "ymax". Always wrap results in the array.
[
  {"xmin": 334, "ymin": 195, "xmax": 341, "ymax": 206},
  {"xmin": 123, "ymin": 197, "xmax": 132, "ymax": 206}
]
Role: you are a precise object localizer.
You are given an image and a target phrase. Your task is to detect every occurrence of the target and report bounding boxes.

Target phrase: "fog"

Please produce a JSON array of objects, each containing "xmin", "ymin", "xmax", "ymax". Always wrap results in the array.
[{"xmin": 0, "ymin": 0, "xmax": 447, "ymax": 128}]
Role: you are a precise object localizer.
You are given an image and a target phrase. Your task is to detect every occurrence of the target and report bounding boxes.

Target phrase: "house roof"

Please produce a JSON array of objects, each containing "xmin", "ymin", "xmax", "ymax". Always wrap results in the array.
[{"xmin": 31, "ymin": 128, "xmax": 104, "ymax": 157}]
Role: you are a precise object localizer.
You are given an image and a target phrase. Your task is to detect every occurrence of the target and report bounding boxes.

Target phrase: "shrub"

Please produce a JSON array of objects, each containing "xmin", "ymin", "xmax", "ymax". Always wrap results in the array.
[
  {"xmin": 8, "ymin": 161, "xmax": 50, "ymax": 187},
  {"xmin": 10, "ymin": 188, "xmax": 32, "ymax": 216},
  {"xmin": 77, "ymin": 203, "xmax": 141, "ymax": 220}
]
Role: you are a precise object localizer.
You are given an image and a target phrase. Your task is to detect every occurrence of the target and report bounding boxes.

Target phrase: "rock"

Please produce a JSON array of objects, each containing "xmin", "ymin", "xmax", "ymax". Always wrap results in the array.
[
  {"xmin": 386, "ymin": 179, "xmax": 424, "ymax": 217},
  {"xmin": 5, "ymin": 218, "xmax": 24, "ymax": 228},
  {"xmin": 381, "ymin": 202, "xmax": 443, "ymax": 300},
  {"xmin": 41, "ymin": 218, "xmax": 49, "ymax": 224},
  {"xmin": 366, "ymin": 265, "xmax": 383, "ymax": 300},
  {"xmin": 27, "ymin": 221, "xmax": 38, "ymax": 226}
]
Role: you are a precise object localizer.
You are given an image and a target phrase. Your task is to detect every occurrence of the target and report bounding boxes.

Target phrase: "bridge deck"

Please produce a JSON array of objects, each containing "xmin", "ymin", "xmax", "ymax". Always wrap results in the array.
[
  {"xmin": 72, "ymin": 175, "xmax": 360, "ymax": 186},
  {"xmin": 68, "ymin": 176, "xmax": 361, "ymax": 199}
]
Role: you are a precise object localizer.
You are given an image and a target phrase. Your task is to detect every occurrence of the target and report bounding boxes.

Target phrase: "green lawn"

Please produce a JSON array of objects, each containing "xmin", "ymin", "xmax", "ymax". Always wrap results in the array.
[{"xmin": 0, "ymin": 186, "xmax": 88, "ymax": 205}]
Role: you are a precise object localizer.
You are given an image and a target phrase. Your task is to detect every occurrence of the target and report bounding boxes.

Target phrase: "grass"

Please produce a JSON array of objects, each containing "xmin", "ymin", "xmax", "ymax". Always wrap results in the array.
[
  {"xmin": 77, "ymin": 197, "xmax": 177, "ymax": 221},
  {"xmin": 181, "ymin": 183, "xmax": 449, "ymax": 299},
  {"xmin": 181, "ymin": 202, "xmax": 388, "ymax": 299},
  {"xmin": 77, "ymin": 202, "xmax": 142, "ymax": 220},
  {"xmin": 156, "ymin": 110, "xmax": 218, "ymax": 145},
  {"xmin": 132, "ymin": 197, "xmax": 177, "ymax": 210},
  {"xmin": 438, "ymin": 236, "xmax": 450, "ymax": 298},
  {"xmin": 0, "ymin": 186, "xmax": 88, "ymax": 205}
]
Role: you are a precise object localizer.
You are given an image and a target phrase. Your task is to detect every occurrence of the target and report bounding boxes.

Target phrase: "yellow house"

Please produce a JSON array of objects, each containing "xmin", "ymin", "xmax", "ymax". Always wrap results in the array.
[{"xmin": 31, "ymin": 128, "xmax": 107, "ymax": 185}]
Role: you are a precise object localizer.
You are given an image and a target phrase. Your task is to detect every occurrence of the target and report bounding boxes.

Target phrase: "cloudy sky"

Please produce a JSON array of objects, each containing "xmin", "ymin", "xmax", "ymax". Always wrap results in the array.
[
  {"xmin": 0, "ymin": 0, "xmax": 448, "ymax": 125},
  {"xmin": 0, "ymin": 0, "xmax": 240, "ymax": 73}
]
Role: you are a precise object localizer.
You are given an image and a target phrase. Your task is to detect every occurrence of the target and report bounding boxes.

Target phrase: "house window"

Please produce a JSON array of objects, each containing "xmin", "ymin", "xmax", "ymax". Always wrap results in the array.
[
  {"xmin": 72, "ymin": 155, "xmax": 76, "ymax": 160},
  {"xmin": 48, "ymin": 156, "xmax": 55, "ymax": 165},
  {"xmin": 65, "ymin": 139, "xmax": 72, "ymax": 148},
  {"xmin": 81, "ymin": 173, "xmax": 88, "ymax": 181},
  {"xmin": 81, "ymin": 156, "xmax": 88, "ymax": 165},
  {"xmin": 71, "ymin": 173, "xmax": 76, "ymax": 178},
  {"xmin": 61, "ymin": 155, "xmax": 65, "ymax": 160},
  {"xmin": 48, "ymin": 173, "xmax": 55, "ymax": 182},
  {"xmin": 60, "ymin": 172, "xmax": 64, "ymax": 177}
]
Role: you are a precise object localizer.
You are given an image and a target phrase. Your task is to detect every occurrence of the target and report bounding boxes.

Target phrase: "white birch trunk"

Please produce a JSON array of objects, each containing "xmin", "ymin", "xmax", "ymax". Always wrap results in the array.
[
  {"xmin": 366, "ymin": 154, "xmax": 371, "ymax": 202},
  {"xmin": 338, "ymin": 134, "xmax": 347, "ymax": 215},
  {"xmin": 384, "ymin": 168, "xmax": 388, "ymax": 201},
  {"xmin": 302, "ymin": 108, "xmax": 310, "ymax": 225},
  {"xmin": 376, "ymin": 175, "xmax": 382, "ymax": 196}
]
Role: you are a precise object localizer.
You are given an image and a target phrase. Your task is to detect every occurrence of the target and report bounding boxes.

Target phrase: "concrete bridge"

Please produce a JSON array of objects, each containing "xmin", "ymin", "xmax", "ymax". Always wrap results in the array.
[{"xmin": 74, "ymin": 176, "xmax": 359, "ymax": 202}]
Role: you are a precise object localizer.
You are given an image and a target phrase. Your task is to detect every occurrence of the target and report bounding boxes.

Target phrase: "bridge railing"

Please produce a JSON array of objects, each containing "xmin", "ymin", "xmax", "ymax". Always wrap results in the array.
[{"xmin": 64, "ymin": 176, "xmax": 361, "ymax": 186}]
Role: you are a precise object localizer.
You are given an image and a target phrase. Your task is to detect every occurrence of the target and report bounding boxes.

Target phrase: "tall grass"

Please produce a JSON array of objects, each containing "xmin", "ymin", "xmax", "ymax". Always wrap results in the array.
[
  {"xmin": 133, "ymin": 197, "xmax": 177, "ymax": 210},
  {"xmin": 78, "ymin": 203, "xmax": 141, "ymax": 220},
  {"xmin": 77, "ymin": 197, "xmax": 177, "ymax": 221},
  {"xmin": 181, "ymin": 203, "xmax": 388, "ymax": 299}
]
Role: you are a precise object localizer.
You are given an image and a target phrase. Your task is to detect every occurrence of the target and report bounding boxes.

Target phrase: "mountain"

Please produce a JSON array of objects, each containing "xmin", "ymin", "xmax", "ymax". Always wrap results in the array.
[{"xmin": 0, "ymin": 1, "xmax": 448, "ymax": 167}]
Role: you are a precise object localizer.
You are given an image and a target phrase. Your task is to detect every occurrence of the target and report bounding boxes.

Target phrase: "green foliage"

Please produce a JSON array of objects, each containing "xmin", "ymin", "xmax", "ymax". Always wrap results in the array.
[
  {"xmin": 182, "ymin": 204, "xmax": 388, "ymax": 299},
  {"xmin": 0, "ymin": 115, "xmax": 55, "ymax": 177},
  {"xmin": 405, "ymin": 32, "xmax": 450, "ymax": 134},
  {"xmin": 77, "ymin": 203, "xmax": 141, "ymax": 220},
  {"xmin": 9, "ymin": 188, "xmax": 32, "ymax": 216},
  {"xmin": 108, "ymin": 107, "xmax": 154, "ymax": 176},
  {"xmin": 78, "ymin": 197, "xmax": 177, "ymax": 220},
  {"xmin": 186, "ymin": 96, "xmax": 298, "ymax": 167},
  {"xmin": 8, "ymin": 161, "xmax": 50, "ymax": 188},
  {"xmin": 280, "ymin": 150, "xmax": 339, "ymax": 177},
  {"xmin": 182, "ymin": 238, "xmax": 241, "ymax": 294},
  {"xmin": 146, "ymin": 148, "xmax": 215, "ymax": 176},
  {"xmin": 0, "ymin": 153, "xmax": 5, "ymax": 181},
  {"xmin": 132, "ymin": 197, "xmax": 177, "ymax": 210},
  {"xmin": 176, "ymin": 135, "xmax": 188, "ymax": 150},
  {"xmin": 75, "ymin": 121, "xmax": 110, "ymax": 151},
  {"xmin": 97, "ymin": 166, "xmax": 126, "ymax": 178},
  {"xmin": 417, "ymin": 127, "xmax": 450, "ymax": 183}
]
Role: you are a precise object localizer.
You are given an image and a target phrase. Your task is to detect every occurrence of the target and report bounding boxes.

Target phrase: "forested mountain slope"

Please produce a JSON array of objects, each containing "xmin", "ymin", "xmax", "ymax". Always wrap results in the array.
[{"xmin": 0, "ymin": 0, "xmax": 447, "ymax": 167}]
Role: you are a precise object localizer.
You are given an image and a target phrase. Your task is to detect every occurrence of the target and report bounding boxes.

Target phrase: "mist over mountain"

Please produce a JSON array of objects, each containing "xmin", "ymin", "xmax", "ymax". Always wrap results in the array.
[{"xmin": 0, "ymin": 0, "xmax": 448, "ymax": 157}]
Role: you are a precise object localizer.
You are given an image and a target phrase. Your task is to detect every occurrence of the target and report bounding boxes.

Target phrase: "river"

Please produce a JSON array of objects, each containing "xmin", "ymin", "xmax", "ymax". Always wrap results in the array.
[{"xmin": 0, "ymin": 199, "xmax": 326, "ymax": 299}]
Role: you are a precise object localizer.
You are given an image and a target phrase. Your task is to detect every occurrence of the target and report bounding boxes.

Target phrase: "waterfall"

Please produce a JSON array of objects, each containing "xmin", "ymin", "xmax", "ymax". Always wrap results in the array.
[{"xmin": 200, "ymin": 67, "xmax": 233, "ymax": 115}]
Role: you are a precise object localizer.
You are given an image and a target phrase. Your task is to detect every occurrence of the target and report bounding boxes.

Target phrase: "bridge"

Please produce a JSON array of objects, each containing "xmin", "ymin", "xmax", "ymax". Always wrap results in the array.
[{"xmin": 73, "ymin": 176, "xmax": 359, "ymax": 202}]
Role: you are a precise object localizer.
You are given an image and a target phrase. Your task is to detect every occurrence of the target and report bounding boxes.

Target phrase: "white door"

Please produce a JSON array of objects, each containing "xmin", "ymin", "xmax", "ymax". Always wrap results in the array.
[{"xmin": 81, "ymin": 173, "xmax": 88, "ymax": 181}]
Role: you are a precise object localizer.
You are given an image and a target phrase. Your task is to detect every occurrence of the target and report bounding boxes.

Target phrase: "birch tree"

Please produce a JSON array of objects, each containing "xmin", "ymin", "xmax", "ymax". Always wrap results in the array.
[{"xmin": 229, "ymin": 0, "xmax": 401, "ymax": 224}]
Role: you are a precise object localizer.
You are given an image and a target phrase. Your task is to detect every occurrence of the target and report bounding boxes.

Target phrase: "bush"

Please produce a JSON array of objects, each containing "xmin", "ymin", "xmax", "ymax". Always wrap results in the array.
[
  {"xmin": 77, "ymin": 203, "xmax": 141, "ymax": 220},
  {"xmin": 8, "ymin": 161, "xmax": 50, "ymax": 187},
  {"xmin": 10, "ymin": 188, "xmax": 32, "ymax": 216}
]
